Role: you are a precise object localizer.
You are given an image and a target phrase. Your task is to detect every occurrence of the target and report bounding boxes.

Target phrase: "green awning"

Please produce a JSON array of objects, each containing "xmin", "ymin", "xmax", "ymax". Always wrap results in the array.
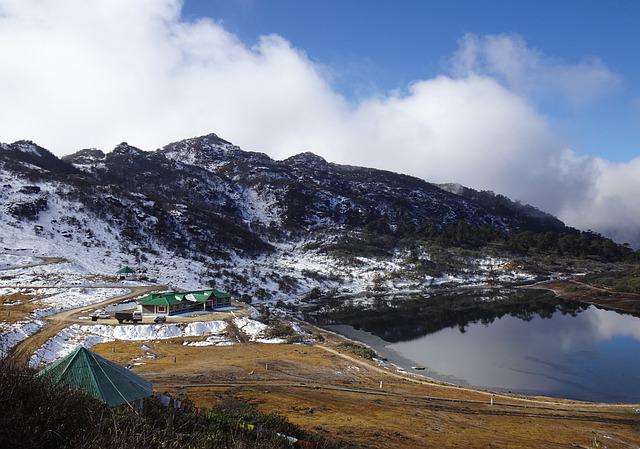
[
  {"xmin": 117, "ymin": 266, "xmax": 135, "ymax": 274},
  {"xmin": 37, "ymin": 346, "xmax": 152, "ymax": 407}
]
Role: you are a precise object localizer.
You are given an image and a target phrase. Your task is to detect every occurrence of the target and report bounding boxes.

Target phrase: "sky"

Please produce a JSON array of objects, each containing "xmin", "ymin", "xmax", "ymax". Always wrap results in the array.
[
  {"xmin": 0, "ymin": 0, "xmax": 639, "ymax": 245},
  {"xmin": 184, "ymin": 0, "xmax": 640, "ymax": 162}
]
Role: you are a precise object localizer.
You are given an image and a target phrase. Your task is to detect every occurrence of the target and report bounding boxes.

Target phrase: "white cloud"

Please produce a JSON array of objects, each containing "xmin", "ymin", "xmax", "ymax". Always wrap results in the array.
[
  {"xmin": 451, "ymin": 33, "xmax": 621, "ymax": 106},
  {"xmin": 0, "ymin": 0, "xmax": 639, "ymax": 245}
]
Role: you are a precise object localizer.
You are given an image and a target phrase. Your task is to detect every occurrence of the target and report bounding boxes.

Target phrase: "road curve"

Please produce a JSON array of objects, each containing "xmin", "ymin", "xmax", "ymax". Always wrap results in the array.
[{"xmin": 10, "ymin": 284, "xmax": 164, "ymax": 365}]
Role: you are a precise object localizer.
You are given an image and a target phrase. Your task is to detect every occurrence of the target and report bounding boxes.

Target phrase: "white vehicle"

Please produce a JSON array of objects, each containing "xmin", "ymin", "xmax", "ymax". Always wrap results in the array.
[{"xmin": 91, "ymin": 309, "xmax": 111, "ymax": 319}]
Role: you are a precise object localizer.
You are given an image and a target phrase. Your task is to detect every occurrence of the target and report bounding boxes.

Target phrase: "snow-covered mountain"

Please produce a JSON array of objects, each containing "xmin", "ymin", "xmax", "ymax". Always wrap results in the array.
[{"xmin": 0, "ymin": 133, "xmax": 621, "ymax": 301}]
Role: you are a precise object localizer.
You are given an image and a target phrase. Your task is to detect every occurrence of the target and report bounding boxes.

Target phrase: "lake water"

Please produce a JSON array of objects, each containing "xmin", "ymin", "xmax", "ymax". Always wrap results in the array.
[{"xmin": 311, "ymin": 289, "xmax": 640, "ymax": 403}]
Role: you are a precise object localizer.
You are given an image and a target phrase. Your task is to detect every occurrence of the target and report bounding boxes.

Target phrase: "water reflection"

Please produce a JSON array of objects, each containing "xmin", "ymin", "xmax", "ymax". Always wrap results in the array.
[{"xmin": 309, "ymin": 289, "xmax": 640, "ymax": 402}]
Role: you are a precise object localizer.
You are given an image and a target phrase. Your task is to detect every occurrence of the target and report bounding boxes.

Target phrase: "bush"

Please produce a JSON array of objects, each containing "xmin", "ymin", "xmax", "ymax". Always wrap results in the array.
[
  {"xmin": 0, "ymin": 359, "xmax": 338, "ymax": 449},
  {"xmin": 264, "ymin": 320, "xmax": 297, "ymax": 339},
  {"xmin": 337, "ymin": 342, "xmax": 378, "ymax": 360}
]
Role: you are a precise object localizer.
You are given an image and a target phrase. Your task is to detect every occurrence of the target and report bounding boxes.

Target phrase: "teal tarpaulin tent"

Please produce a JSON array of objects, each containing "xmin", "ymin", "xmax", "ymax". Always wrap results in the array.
[
  {"xmin": 36, "ymin": 346, "xmax": 153, "ymax": 407},
  {"xmin": 117, "ymin": 266, "xmax": 135, "ymax": 274}
]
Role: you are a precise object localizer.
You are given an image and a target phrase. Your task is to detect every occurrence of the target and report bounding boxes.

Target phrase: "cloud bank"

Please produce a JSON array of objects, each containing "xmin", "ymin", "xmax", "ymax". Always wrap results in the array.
[{"xmin": 0, "ymin": 0, "xmax": 639, "ymax": 245}]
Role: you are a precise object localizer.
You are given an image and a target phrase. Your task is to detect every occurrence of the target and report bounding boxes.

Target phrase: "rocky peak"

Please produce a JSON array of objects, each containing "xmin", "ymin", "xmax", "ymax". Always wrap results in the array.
[
  {"xmin": 284, "ymin": 152, "xmax": 328, "ymax": 167},
  {"xmin": 63, "ymin": 148, "xmax": 106, "ymax": 163},
  {"xmin": 159, "ymin": 133, "xmax": 245, "ymax": 170},
  {"xmin": 112, "ymin": 142, "xmax": 145, "ymax": 156},
  {"xmin": 0, "ymin": 140, "xmax": 77, "ymax": 176}
]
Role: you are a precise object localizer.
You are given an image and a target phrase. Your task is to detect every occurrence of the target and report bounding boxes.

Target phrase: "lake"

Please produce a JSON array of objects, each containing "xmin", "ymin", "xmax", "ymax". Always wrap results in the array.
[{"xmin": 309, "ymin": 288, "xmax": 640, "ymax": 403}]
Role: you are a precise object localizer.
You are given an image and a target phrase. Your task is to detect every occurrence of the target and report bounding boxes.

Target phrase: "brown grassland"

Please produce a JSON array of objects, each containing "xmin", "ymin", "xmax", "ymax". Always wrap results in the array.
[{"xmin": 92, "ymin": 327, "xmax": 640, "ymax": 449}]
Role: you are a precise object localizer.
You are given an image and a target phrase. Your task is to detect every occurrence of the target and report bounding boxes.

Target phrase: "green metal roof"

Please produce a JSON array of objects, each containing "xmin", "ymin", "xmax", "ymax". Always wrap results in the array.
[
  {"xmin": 190, "ymin": 289, "xmax": 231, "ymax": 299},
  {"xmin": 36, "ymin": 346, "xmax": 152, "ymax": 407},
  {"xmin": 184, "ymin": 291, "xmax": 213, "ymax": 302},
  {"xmin": 212, "ymin": 289, "xmax": 231, "ymax": 299},
  {"xmin": 117, "ymin": 266, "xmax": 135, "ymax": 274},
  {"xmin": 137, "ymin": 289, "xmax": 231, "ymax": 306},
  {"xmin": 137, "ymin": 293, "xmax": 183, "ymax": 306}
]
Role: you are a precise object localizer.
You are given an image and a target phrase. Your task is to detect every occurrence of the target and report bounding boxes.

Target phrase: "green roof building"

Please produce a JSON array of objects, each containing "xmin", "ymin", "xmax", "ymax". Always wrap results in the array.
[
  {"xmin": 36, "ymin": 346, "xmax": 153, "ymax": 408},
  {"xmin": 136, "ymin": 289, "xmax": 232, "ymax": 317},
  {"xmin": 117, "ymin": 266, "xmax": 135, "ymax": 276}
]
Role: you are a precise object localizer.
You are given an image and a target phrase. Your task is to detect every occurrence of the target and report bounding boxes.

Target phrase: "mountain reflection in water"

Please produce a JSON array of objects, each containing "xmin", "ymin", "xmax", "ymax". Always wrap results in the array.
[{"xmin": 307, "ymin": 288, "xmax": 640, "ymax": 402}]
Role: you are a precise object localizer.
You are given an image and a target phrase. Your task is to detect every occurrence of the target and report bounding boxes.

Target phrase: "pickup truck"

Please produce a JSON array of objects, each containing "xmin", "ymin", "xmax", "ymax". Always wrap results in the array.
[{"xmin": 115, "ymin": 311, "xmax": 142, "ymax": 324}]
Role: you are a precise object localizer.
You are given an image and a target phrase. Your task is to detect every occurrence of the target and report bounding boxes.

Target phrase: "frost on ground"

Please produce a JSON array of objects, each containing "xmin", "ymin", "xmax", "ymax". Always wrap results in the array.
[
  {"xmin": 33, "ymin": 287, "xmax": 130, "ymax": 317},
  {"xmin": 29, "ymin": 320, "xmax": 229, "ymax": 367},
  {"xmin": 0, "ymin": 253, "xmax": 40, "ymax": 270},
  {"xmin": 183, "ymin": 335, "xmax": 236, "ymax": 347},
  {"xmin": 0, "ymin": 287, "xmax": 132, "ymax": 356},
  {"xmin": 0, "ymin": 174, "xmax": 209, "ymax": 290},
  {"xmin": 0, "ymin": 319, "xmax": 44, "ymax": 358},
  {"xmin": 233, "ymin": 317, "xmax": 285, "ymax": 343}
]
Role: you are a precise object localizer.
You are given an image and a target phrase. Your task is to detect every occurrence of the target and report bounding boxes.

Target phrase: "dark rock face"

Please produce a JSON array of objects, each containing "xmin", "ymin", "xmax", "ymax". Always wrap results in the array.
[
  {"xmin": 18, "ymin": 185, "xmax": 41, "ymax": 195},
  {"xmin": 1, "ymin": 133, "xmax": 574, "ymax": 259},
  {"xmin": 7, "ymin": 197, "xmax": 48, "ymax": 219}
]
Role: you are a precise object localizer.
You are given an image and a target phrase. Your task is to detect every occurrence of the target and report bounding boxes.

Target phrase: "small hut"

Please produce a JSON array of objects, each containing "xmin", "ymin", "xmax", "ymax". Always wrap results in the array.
[
  {"xmin": 117, "ymin": 266, "xmax": 135, "ymax": 278},
  {"xmin": 36, "ymin": 346, "xmax": 153, "ymax": 408}
]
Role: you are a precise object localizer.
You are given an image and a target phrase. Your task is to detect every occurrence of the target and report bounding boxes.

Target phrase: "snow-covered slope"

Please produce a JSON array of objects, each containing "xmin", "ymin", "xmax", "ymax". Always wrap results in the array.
[{"xmin": 0, "ymin": 132, "xmax": 601, "ymax": 303}]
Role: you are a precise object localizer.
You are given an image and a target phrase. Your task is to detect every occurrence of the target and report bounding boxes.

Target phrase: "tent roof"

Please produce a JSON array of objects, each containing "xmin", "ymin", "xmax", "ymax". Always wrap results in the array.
[
  {"xmin": 36, "ymin": 346, "xmax": 152, "ymax": 407},
  {"xmin": 117, "ymin": 266, "xmax": 135, "ymax": 274}
]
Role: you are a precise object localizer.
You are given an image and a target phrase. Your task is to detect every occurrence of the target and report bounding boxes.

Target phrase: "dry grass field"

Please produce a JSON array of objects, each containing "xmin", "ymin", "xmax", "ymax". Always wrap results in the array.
[{"xmin": 93, "ymin": 335, "xmax": 640, "ymax": 449}]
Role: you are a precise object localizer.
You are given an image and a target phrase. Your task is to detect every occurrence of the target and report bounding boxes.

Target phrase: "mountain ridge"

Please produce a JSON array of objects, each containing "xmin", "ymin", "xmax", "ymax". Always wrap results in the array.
[{"xmin": 0, "ymin": 133, "xmax": 634, "ymax": 301}]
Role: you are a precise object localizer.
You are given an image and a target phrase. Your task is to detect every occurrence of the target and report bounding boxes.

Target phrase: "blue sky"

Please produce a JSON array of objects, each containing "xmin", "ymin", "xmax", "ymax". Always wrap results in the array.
[{"xmin": 184, "ymin": 0, "xmax": 639, "ymax": 162}]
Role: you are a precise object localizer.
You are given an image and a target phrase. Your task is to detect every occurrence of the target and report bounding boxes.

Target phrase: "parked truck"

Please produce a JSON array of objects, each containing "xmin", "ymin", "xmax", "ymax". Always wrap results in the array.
[{"xmin": 115, "ymin": 311, "xmax": 142, "ymax": 324}]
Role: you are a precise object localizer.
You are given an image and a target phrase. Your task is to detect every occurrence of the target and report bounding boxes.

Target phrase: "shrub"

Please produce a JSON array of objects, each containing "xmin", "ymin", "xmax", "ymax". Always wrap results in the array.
[
  {"xmin": 337, "ymin": 342, "xmax": 378, "ymax": 360},
  {"xmin": 0, "ymin": 359, "xmax": 338, "ymax": 449}
]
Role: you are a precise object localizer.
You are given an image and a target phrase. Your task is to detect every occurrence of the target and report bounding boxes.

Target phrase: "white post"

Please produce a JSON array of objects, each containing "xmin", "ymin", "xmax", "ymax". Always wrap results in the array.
[
  {"xmin": 490, "ymin": 394, "xmax": 494, "ymax": 406},
  {"xmin": 379, "ymin": 380, "xmax": 383, "ymax": 389}
]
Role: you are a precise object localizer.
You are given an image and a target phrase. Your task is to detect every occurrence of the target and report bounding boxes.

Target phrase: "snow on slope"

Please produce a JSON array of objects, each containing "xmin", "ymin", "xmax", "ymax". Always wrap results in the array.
[
  {"xmin": 0, "ymin": 163, "xmax": 538, "ymax": 307},
  {"xmin": 34, "ymin": 287, "xmax": 130, "ymax": 317},
  {"xmin": 29, "ymin": 320, "xmax": 229, "ymax": 367},
  {"xmin": 233, "ymin": 316, "xmax": 285, "ymax": 343},
  {"xmin": 0, "ymin": 286, "xmax": 131, "ymax": 357},
  {"xmin": 0, "ymin": 172, "xmax": 206, "ymax": 289},
  {"xmin": 0, "ymin": 253, "xmax": 40, "ymax": 269},
  {"xmin": 0, "ymin": 319, "xmax": 44, "ymax": 358}
]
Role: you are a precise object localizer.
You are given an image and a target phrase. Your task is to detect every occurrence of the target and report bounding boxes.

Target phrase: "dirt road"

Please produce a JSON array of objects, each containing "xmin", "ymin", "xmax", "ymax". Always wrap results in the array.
[
  {"xmin": 529, "ymin": 279, "xmax": 640, "ymax": 314},
  {"xmin": 0, "ymin": 256, "xmax": 68, "ymax": 272},
  {"xmin": 93, "ymin": 340, "xmax": 640, "ymax": 449},
  {"xmin": 10, "ymin": 284, "xmax": 163, "ymax": 364}
]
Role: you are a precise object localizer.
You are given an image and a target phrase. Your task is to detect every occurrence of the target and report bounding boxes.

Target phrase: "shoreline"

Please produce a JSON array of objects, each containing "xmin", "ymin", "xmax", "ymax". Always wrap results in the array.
[
  {"xmin": 525, "ymin": 279, "xmax": 640, "ymax": 316},
  {"xmin": 306, "ymin": 286, "xmax": 640, "ymax": 406}
]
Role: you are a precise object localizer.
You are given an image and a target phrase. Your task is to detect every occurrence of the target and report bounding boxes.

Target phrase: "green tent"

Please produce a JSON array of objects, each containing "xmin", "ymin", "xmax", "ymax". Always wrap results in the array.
[
  {"xmin": 117, "ymin": 266, "xmax": 135, "ymax": 274},
  {"xmin": 36, "ymin": 346, "xmax": 153, "ymax": 407}
]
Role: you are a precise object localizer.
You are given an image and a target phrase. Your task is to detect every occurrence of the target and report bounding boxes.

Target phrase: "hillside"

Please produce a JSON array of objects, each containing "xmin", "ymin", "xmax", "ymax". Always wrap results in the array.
[{"xmin": 0, "ymin": 134, "xmax": 634, "ymax": 302}]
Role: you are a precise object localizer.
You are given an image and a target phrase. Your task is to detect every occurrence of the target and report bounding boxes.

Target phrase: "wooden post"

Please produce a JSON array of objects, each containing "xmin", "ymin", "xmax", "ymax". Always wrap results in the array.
[
  {"xmin": 490, "ymin": 394, "xmax": 494, "ymax": 406},
  {"xmin": 379, "ymin": 380, "xmax": 383, "ymax": 389},
  {"xmin": 173, "ymin": 356, "xmax": 177, "ymax": 364}
]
